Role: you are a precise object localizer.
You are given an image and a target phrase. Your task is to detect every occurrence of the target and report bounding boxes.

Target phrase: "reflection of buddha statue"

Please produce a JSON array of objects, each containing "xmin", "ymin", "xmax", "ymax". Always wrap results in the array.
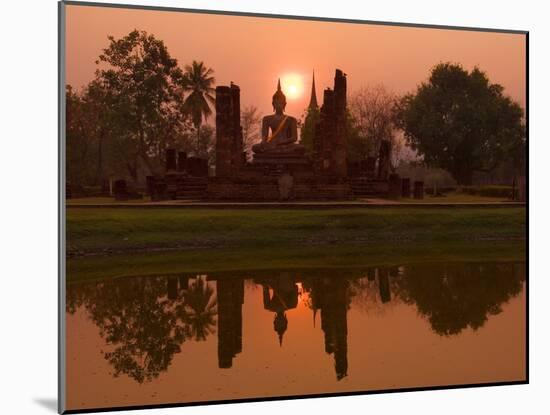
[
  {"xmin": 260, "ymin": 273, "xmax": 299, "ymax": 346},
  {"xmin": 252, "ymin": 80, "xmax": 306, "ymax": 157}
]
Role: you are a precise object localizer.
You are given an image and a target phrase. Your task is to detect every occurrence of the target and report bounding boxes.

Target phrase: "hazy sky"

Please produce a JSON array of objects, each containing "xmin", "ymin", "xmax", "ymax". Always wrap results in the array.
[{"xmin": 65, "ymin": 4, "xmax": 526, "ymax": 119}]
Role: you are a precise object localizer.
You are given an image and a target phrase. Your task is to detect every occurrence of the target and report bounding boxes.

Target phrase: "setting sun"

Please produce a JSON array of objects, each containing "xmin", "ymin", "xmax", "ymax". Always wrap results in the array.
[{"xmin": 280, "ymin": 73, "xmax": 304, "ymax": 100}]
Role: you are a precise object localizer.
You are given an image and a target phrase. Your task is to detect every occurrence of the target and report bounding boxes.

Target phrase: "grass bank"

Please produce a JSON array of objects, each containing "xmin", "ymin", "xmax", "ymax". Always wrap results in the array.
[
  {"xmin": 66, "ymin": 207, "xmax": 526, "ymax": 256},
  {"xmin": 67, "ymin": 239, "xmax": 526, "ymax": 283}
]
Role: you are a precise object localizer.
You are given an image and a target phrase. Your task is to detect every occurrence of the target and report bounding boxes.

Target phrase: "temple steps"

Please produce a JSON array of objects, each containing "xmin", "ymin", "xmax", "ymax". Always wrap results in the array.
[
  {"xmin": 351, "ymin": 177, "xmax": 389, "ymax": 197},
  {"xmin": 171, "ymin": 176, "xmax": 208, "ymax": 200}
]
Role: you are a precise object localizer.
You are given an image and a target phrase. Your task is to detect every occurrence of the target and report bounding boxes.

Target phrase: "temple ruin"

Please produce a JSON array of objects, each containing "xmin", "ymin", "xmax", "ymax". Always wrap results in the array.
[{"xmin": 146, "ymin": 69, "xmax": 416, "ymax": 201}]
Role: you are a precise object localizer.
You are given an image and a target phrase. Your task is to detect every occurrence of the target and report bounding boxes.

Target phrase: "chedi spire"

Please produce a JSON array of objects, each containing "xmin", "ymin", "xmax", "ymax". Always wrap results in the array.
[{"xmin": 308, "ymin": 70, "xmax": 318, "ymax": 110}]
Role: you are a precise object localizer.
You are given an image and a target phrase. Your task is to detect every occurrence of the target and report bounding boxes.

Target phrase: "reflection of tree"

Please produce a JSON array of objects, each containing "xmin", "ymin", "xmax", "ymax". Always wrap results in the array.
[
  {"xmin": 65, "ymin": 262, "xmax": 526, "ymax": 384},
  {"xmin": 350, "ymin": 267, "xmax": 403, "ymax": 316},
  {"xmin": 180, "ymin": 276, "xmax": 217, "ymax": 341},
  {"xmin": 396, "ymin": 263, "xmax": 525, "ymax": 336},
  {"xmin": 71, "ymin": 277, "xmax": 187, "ymax": 383},
  {"xmin": 67, "ymin": 274, "xmax": 221, "ymax": 382}
]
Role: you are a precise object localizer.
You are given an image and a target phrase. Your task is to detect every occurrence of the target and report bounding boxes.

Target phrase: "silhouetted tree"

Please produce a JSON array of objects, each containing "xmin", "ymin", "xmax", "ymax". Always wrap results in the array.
[
  {"xmin": 94, "ymin": 30, "xmax": 190, "ymax": 180},
  {"xmin": 182, "ymin": 61, "xmax": 216, "ymax": 154},
  {"xmin": 300, "ymin": 105, "xmax": 320, "ymax": 156},
  {"xmin": 241, "ymin": 105, "xmax": 262, "ymax": 157},
  {"xmin": 395, "ymin": 63, "xmax": 525, "ymax": 185},
  {"xmin": 66, "ymin": 85, "xmax": 97, "ymax": 187},
  {"xmin": 181, "ymin": 276, "xmax": 217, "ymax": 341},
  {"xmin": 348, "ymin": 85, "xmax": 399, "ymax": 163}
]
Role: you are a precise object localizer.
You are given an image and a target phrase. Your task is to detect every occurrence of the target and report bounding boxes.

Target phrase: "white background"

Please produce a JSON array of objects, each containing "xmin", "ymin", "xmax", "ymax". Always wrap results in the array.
[{"xmin": 0, "ymin": 0, "xmax": 545, "ymax": 414}]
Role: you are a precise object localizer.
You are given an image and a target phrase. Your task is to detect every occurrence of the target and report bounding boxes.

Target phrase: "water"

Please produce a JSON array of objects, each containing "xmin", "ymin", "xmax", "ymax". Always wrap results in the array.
[{"xmin": 66, "ymin": 261, "xmax": 526, "ymax": 411}]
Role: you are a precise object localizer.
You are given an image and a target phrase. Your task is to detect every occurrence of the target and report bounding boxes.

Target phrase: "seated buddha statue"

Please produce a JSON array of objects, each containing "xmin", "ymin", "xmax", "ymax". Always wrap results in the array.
[{"xmin": 252, "ymin": 79, "xmax": 306, "ymax": 157}]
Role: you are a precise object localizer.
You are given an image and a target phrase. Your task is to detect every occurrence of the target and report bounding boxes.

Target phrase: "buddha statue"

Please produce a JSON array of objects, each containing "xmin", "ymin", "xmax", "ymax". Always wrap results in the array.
[{"xmin": 252, "ymin": 79, "xmax": 306, "ymax": 157}]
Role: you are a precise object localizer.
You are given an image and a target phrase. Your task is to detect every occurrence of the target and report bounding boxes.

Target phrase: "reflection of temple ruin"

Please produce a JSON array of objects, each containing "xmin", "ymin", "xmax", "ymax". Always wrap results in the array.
[
  {"xmin": 167, "ymin": 268, "xmax": 397, "ymax": 377},
  {"xmin": 258, "ymin": 274, "xmax": 299, "ymax": 346},
  {"xmin": 208, "ymin": 69, "xmax": 353, "ymax": 200},
  {"xmin": 69, "ymin": 262, "xmax": 525, "ymax": 384},
  {"xmin": 146, "ymin": 69, "xmax": 394, "ymax": 201},
  {"xmin": 216, "ymin": 278, "xmax": 244, "ymax": 368},
  {"xmin": 306, "ymin": 277, "xmax": 350, "ymax": 380}
]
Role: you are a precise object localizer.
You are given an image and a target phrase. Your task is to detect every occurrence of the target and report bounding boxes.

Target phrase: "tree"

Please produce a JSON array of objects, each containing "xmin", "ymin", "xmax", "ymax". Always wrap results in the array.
[
  {"xmin": 182, "ymin": 61, "xmax": 216, "ymax": 154},
  {"xmin": 300, "ymin": 105, "xmax": 320, "ymax": 156},
  {"xmin": 94, "ymin": 30, "xmax": 190, "ymax": 180},
  {"xmin": 66, "ymin": 85, "xmax": 97, "ymax": 187},
  {"xmin": 348, "ymin": 85, "xmax": 399, "ymax": 162},
  {"xmin": 395, "ymin": 63, "xmax": 525, "ymax": 185},
  {"xmin": 67, "ymin": 81, "xmax": 124, "ymax": 188},
  {"xmin": 241, "ymin": 105, "xmax": 263, "ymax": 157},
  {"xmin": 178, "ymin": 124, "xmax": 216, "ymax": 168}
]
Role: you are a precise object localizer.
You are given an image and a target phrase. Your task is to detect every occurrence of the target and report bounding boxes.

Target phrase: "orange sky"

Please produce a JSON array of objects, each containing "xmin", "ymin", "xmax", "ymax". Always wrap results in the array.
[{"xmin": 65, "ymin": 4, "xmax": 526, "ymax": 119}]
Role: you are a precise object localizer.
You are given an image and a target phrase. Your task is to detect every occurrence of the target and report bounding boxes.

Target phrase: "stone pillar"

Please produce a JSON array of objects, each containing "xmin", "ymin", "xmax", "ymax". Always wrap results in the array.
[
  {"xmin": 146, "ymin": 175, "xmax": 154, "ymax": 196},
  {"xmin": 113, "ymin": 179, "xmax": 127, "ymax": 201},
  {"xmin": 215, "ymin": 84, "xmax": 243, "ymax": 177},
  {"xmin": 313, "ymin": 121, "xmax": 322, "ymax": 172},
  {"xmin": 278, "ymin": 173, "xmax": 294, "ymax": 201},
  {"xmin": 388, "ymin": 173, "xmax": 401, "ymax": 199},
  {"xmin": 216, "ymin": 86, "xmax": 232, "ymax": 177},
  {"xmin": 315, "ymin": 88, "xmax": 335, "ymax": 174},
  {"xmin": 517, "ymin": 175, "xmax": 526, "ymax": 202},
  {"xmin": 366, "ymin": 157, "xmax": 376, "ymax": 177},
  {"xmin": 200, "ymin": 158, "xmax": 209, "ymax": 177},
  {"xmin": 167, "ymin": 277, "xmax": 178, "ymax": 300},
  {"xmin": 178, "ymin": 275, "xmax": 189, "ymax": 290},
  {"xmin": 414, "ymin": 181, "xmax": 424, "ymax": 199},
  {"xmin": 177, "ymin": 151, "xmax": 187, "ymax": 172},
  {"xmin": 230, "ymin": 83, "xmax": 244, "ymax": 171},
  {"xmin": 314, "ymin": 69, "xmax": 348, "ymax": 178},
  {"xmin": 366, "ymin": 268, "xmax": 376, "ymax": 281},
  {"xmin": 332, "ymin": 69, "xmax": 347, "ymax": 178},
  {"xmin": 378, "ymin": 140, "xmax": 391, "ymax": 180},
  {"xmin": 166, "ymin": 148, "xmax": 177, "ymax": 172},
  {"xmin": 378, "ymin": 268, "xmax": 391, "ymax": 303},
  {"xmin": 187, "ymin": 157, "xmax": 208, "ymax": 177},
  {"xmin": 401, "ymin": 178, "xmax": 411, "ymax": 198}
]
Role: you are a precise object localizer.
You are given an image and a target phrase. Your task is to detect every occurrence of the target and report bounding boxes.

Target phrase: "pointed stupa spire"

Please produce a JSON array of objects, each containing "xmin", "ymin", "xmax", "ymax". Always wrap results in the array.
[{"xmin": 308, "ymin": 70, "xmax": 318, "ymax": 110}]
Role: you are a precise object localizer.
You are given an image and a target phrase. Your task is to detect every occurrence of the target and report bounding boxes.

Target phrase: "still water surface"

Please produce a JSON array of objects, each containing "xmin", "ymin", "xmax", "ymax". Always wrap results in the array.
[{"xmin": 66, "ymin": 261, "xmax": 526, "ymax": 410}]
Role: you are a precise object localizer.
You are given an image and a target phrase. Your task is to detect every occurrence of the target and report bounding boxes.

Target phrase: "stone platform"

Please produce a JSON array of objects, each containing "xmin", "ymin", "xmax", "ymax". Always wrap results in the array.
[
  {"xmin": 251, "ymin": 154, "xmax": 310, "ymax": 165},
  {"xmin": 207, "ymin": 175, "xmax": 352, "ymax": 201}
]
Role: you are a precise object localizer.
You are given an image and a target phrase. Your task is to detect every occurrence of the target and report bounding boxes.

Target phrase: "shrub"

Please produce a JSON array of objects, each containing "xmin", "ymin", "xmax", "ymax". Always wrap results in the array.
[{"xmin": 458, "ymin": 185, "xmax": 513, "ymax": 198}]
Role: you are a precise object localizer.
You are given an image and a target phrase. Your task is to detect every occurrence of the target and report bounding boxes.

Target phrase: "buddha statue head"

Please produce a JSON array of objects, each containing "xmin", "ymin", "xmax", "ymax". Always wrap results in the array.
[
  {"xmin": 273, "ymin": 311, "xmax": 288, "ymax": 346},
  {"xmin": 272, "ymin": 79, "xmax": 287, "ymax": 114}
]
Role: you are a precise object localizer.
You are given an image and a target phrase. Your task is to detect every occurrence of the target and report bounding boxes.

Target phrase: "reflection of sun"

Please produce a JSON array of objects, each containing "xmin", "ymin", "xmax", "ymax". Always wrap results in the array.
[{"xmin": 280, "ymin": 73, "xmax": 304, "ymax": 100}]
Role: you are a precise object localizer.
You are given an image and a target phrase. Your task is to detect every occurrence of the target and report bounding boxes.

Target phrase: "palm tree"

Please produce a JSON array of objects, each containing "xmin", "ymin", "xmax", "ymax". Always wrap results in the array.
[
  {"xmin": 182, "ymin": 61, "xmax": 216, "ymax": 155},
  {"xmin": 182, "ymin": 275, "xmax": 217, "ymax": 341}
]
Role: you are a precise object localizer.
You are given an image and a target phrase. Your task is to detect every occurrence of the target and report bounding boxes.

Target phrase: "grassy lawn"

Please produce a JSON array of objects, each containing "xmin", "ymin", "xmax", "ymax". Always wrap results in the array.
[{"xmin": 66, "ymin": 206, "xmax": 526, "ymax": 256}]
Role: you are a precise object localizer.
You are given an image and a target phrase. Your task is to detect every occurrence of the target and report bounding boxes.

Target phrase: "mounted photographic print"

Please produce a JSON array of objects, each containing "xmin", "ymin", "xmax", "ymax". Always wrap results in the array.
[{"xmin": 59, "ymin": 1, "xmax": 528, "ymax": 413}]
